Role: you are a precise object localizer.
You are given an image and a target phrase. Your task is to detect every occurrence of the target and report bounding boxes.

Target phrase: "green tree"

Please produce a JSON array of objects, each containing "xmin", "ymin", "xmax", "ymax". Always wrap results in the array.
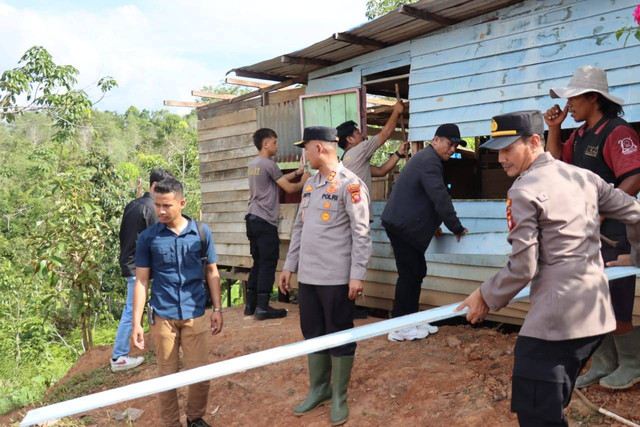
[{"xmin": 365, "ymin": 0, "xmax": 416, "ymax": 20}]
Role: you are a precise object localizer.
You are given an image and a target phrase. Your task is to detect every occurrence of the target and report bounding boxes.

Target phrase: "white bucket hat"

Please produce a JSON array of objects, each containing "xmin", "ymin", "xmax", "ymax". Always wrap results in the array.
[{"xmin": 550, "ymin": 65, "xmax": 624, "ymax": 106}]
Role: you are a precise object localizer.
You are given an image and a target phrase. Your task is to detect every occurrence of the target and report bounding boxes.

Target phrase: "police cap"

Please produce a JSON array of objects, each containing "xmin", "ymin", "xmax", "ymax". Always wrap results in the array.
[
  {"xmin": 480, "ymin": 110, "xmax": 544, "ymax": 150},
  {"xmin": 294, "ymin": 126, "xmax": 339, "ymax": 147}
]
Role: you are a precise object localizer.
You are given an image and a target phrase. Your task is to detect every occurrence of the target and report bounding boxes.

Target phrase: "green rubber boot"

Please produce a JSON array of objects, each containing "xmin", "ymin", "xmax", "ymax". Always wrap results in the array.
[
  {"xmin": 330, "ymin": 355, "xmax": 354, "ymax": 426},
  {"xmin": 600, "ymin": 328, "xmax": 640, "ymax": 389},
  {"xmin": 576, "ymin": 333, "xmax": 617, "ymax": 388},
  {"xmin": 293, "ymin": 353, "xmax": 332, "ymax": 415}
]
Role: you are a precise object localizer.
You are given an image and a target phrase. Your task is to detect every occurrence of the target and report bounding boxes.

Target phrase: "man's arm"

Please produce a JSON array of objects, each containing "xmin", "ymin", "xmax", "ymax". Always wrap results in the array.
[
  {"xmin": 419, "ymin": 156, "xmax": 465, "ymax": 235},
  {"xmin": 206, "ymin": 263, "xmax": 223, "ymax": 335},
  {"xmin": 544, "ymin": 103, "xmax": 569, "ymax": 159},
  {"xmin": 371, "ymin": 142, "xmax": 409, "ymax": 177},
  {"xmin": 375, "ymin": 101, "xmax": 404, "ymax": 148},
  {"xmin": 280, "ymin": 202, "xmax": 305, "ymax": 294},
  {"xmin": 276, "ymin": 171, "xmax": 310, "ymax": 194},
  {"xmin": 344, "ymin": 181, "xmax": 372, "ymax": 300},
  {"xmin": 131, "ymin": 267, "xmax": 150, "ymax": 350}
]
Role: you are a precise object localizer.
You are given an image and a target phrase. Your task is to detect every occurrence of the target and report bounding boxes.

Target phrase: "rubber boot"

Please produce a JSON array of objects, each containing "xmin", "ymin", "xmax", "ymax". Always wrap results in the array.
[
  {"xmin": 330, "ymin": 355, "xmax": 354, "ymax": 426},
  {"xmin": 576, "ymin": 333, "xmax": 617, "ymax": 388},
  {"xmin": 600, "ymin": 328, "xmax": 640, "ymax": 389},
  {"xmin": 244, "ymin": 288, "xmax": 256, "ymax": 316},
  {"xmin": 254, "ymin": 292, "xmax": 287, "ymax": 320},
  {"xmin": 293, "ymin": 353, "xmax": 332, "ymax": 415}
]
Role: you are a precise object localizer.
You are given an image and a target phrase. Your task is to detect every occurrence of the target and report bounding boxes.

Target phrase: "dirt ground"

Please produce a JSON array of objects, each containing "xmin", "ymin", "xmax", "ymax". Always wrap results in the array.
[{"xmin": 4, "ymin": 303, "xmax": 640, "ymax": 426}]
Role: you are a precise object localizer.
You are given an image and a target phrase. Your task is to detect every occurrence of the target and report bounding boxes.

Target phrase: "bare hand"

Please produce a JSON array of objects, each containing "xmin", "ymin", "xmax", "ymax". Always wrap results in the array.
[
  {"xmin": 393, "ymin": 100, "xmax": 404, "ymax": 115},
  {"xmin": 606, "ymin": 254, "xmax": 633, "ymax": 267},
  {"xmin": 279, "ymin": 270, "xmax": 292, "ymax": 295},
  {"xmin": 455, "ymin": 288, "xmax": 490, "ymax": 324},
  {"xmin": 300, "ymin": 171, "xmax": 311, "ymax": 183},
  {"xmin": 397, "ymin": 141, "xmax": 409, "ymax": 156},
  {"xmin": 434, "ymin": 227, "xmax": 443, "ymax": 240},
  {"xmin": 297, "ymin": 157, "xmax": 306, "ymax": 175},
  {"xmin": 132, "ymin": 324, "xmax": 145, "ymax": 350},
  {"xmin": 211, "ymin": 311, "xmax": 223, "ymax": 335},
  {"xmin": 455, "ymin": 228, "xmax": 468, "ymax": 242},
  {"xmin": 544, "ymin": 103, "xmax": 568, "ymax": 128},
  {"xmin": 348, "ymin": 279, "xmax": 364, "ymax": 300}
]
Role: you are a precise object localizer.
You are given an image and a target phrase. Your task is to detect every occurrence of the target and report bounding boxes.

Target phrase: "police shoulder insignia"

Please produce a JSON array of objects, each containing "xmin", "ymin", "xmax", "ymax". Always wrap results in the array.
[
  {"xmin": 347, "ymin": 184, "xmax": 360, "ymax": 194},
  {"xmin": 506, "ymin": 198, "xmax": 515, "ymax": 231},
  {"xmin": 351, "ymin": 193, "xmax": 361, "ymax": 204}
]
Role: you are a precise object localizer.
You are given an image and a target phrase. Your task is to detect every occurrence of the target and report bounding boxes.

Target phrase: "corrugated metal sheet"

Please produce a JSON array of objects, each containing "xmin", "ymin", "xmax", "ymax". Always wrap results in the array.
[
  {"xmin": 408, "ymin": 0, "xmax": 640, "ymax": 139},
  {"xmin": 228, "ymin": 0, "xmax": 522, "ymax": 81},
  {"xmin": 257, "ymin": 98, "xmax": 302, "ymax": 163}
]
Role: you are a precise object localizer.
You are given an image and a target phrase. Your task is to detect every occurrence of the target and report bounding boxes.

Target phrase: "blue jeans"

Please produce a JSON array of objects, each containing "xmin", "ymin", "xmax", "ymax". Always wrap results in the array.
[{"xmin": 113, "ymin": 276, "xmax": 136, "ymax": 359}]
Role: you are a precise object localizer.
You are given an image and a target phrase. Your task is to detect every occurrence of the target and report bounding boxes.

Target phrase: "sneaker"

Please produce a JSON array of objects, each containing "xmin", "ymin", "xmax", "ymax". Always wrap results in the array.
[
  {"xmin": 187, "ymin": 418, "xmax": 211, "ymax": 427},
  {"xmin": 387, "ymin": 326, "xmax": 429, "ymax": 342},
  {"xmin": 416, "ymin": 322, "xmax": 439, "ymax": 334},
  {"xmin": 110, "ymin": 355, "xmax": 144, "ymax": 372}
]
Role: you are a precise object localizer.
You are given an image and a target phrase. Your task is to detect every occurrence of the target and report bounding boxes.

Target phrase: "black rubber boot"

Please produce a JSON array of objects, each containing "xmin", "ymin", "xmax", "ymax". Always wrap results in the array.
[
  {"xmin": 254, "ymin": 292, "xmax": 287, "ymax": 320},
  {"xmin": 244, "ymin": 288, "xmax": 257, "ymax": 316},
  {"xmin": 293, "ymin": 353, "xmax": 332, "ymax": 415},
  {"xmin": 330, "ymin": 355, "xmax": 354, "ymax": 426}
]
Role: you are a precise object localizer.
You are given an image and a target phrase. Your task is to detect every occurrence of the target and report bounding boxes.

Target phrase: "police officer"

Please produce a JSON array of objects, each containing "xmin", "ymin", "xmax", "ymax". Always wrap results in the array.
[
  {"xmin": 279, "ymin": 126, "xmax": 371, "ymax": 426},
  {"xmin": 544, "ymin": 66, "xmax": 640, "ymax": 389},
  {"xmin": 457, "ymin": 110, "xmax": 640, "ymax": 426}
]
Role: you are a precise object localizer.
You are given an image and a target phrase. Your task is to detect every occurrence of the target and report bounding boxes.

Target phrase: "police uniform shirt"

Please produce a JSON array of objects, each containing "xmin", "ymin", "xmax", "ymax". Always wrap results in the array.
[
  {"xmin": 479, "ymin": 152, "xmax": 640, "ymax": 341},
  {"xmin": 247, "ymin": 156, "xmax": 284, "ymax": 226},
  {"xmin": 283, "ymin": 162, "xmax": 372, "ymax": 285}
]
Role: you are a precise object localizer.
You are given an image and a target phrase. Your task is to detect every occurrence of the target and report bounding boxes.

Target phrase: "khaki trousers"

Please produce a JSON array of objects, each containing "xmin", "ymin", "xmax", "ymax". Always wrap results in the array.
[{"xmin": 150, "ymin": 314, "xmax": 210, "ymax": 427}]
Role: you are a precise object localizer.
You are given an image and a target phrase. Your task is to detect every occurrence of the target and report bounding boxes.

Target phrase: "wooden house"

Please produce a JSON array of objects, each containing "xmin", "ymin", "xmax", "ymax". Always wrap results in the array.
[{"xmin": 196, "ymin": 0, "xmax": 640, "ymax": 324}]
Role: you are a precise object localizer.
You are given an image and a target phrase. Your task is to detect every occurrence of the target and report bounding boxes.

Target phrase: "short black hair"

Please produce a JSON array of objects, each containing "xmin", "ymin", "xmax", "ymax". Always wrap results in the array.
[
  {"xmin": 154, "ymin": 177, "xmax": 184, "ymax": 198},
  {"xmin": 253, "ymin": 128, "xmax": 277, "ymax": 150},
  {"xmin": 587, "ymin": 92, "xmax": 624, "ymax": 118},
  {"xmin": 149, "ymin": 169, "xmax": 174, "ymax": 187},
  {"xmin": 336, "ymin": 120, "xmax": 358, "ymax": 150}
]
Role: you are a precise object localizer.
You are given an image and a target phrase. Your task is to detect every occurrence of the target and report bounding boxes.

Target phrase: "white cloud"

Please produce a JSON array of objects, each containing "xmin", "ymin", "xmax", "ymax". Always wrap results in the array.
[{"xmin": 0, "ymin": 0, "xmax": 368, "ymax": 114}]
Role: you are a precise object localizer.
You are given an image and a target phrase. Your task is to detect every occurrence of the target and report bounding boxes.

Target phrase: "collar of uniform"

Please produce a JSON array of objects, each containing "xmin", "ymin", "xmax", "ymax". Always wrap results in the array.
[
  {"xmin": 316, "ymin": 162, "xmax": 345, "ymax": 187},
  {"xmin": 159, "ymin": 214, "xmax": 198, "ymax": 236},
  {"xmin": 527, "ymin": 152, "xmax": 554, "ymax": 172},
  {"xmin": 143, "ymin": 191, "xmax": 153, "ymax": 200}
]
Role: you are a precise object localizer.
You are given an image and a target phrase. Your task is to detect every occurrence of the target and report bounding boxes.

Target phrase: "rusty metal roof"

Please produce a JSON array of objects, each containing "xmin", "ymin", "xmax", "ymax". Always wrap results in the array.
[{"xmin": 228, "ymin": 0, "xmax": 522, "ymax": 82}]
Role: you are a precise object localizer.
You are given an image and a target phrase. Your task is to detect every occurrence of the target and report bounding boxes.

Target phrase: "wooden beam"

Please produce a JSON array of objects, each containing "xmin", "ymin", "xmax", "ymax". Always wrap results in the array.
[
  {"xmin": 191, "ymin": 90, "xmax": 236, "ymax": 100},
  {"xmin": 225, "ymin": 77, "xmax": 270, "ymax": 89},
  {"xmin": 366, "ymin": 97, "xmax": 395, "ymax": 106},
  {"xmin": 398, "ymin": 4, "xmax": 459, "ymax": 26},
  {"xmin": 229, "ymin": 69, "xmax": 291, "ymax": 82},
  {"xmin": 218, "ymin": 78, "xmax": 302, "ymax": 106},
  {"xmin": 364, "ymin": 73, "xmax": 410, "ymax": 86},
  {"xmin": 333, "ymin": 32, "xmax": 388, "ymax": 49},
  {"xmin": 281, "ymin": 55, "xmax": 335, "ymax": 67},
  {"xmin": 164, "ymin": 100, "xmax": 205, "ymax": 108}
]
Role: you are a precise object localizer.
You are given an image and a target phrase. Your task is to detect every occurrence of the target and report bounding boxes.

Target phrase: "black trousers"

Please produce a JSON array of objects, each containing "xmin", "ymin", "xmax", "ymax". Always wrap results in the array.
[
  {"xmin": 245, "ymin": 214, "xmax": 280, "ymax": 294},
  {"xmin": 385, "ymin": 227, "xmax": 427, "ymax": 318},
  {"xmin": 511, "ymin": 334, "xmax": 604, "ymax": 426},
  {"xmin": 601, "ymin": 232, "xmax": 636, "ymax": 322},
  {"xmin": 298, "ymin": 283, "xmax": 356, "ymax": 356}
]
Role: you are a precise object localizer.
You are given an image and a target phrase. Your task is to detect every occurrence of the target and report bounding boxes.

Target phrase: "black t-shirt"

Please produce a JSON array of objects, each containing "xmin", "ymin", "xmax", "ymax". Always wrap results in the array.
[{"xmin": 118, "ymin": 192, "xmax": 157, "ymax": 277}]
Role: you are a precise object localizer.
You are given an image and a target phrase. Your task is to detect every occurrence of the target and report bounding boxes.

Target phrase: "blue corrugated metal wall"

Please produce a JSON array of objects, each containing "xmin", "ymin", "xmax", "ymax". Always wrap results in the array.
[{"xmin": 408, "ymin": 0, "xmax": 640, "ymax": 140}]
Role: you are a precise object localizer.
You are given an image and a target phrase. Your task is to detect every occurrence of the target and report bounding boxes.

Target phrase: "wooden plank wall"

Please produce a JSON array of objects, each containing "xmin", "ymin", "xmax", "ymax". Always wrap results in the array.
[{"xmin": 408, "ymin": 0, "xmax": 640, "ymax": 140}]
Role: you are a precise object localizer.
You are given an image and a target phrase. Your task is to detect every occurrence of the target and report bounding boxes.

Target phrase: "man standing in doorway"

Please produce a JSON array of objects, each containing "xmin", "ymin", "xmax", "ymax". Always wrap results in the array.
[
  {"xmin": 245, "ymin": 128, "xmax": 310, "ymax": 319},
  {"xmin": 111, "ymin": 168, "xmax": 173, "ymax": 372},
  {"xmin": 381, "ymin": 124, "xmax": 467, "ymax": 342},
  {"xmin": 132, "ymin": 177, "xmax": 223, "ymax": 427},
  {"xmin": 544, "ymin": 66, "xmax": 640, "ymax": 390}
]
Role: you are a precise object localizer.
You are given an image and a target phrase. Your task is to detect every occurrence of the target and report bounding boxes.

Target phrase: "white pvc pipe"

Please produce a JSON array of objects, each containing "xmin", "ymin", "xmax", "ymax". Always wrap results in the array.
[{"xmin": 20, "ymin": 266, "xmax": 640, "ymax": 426}]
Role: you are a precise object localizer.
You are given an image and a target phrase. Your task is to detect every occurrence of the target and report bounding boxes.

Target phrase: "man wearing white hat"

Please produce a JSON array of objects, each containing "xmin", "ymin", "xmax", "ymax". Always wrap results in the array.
[{"xmin": 544, "ymin": 65, "xmax": 640, "ymax": 390}]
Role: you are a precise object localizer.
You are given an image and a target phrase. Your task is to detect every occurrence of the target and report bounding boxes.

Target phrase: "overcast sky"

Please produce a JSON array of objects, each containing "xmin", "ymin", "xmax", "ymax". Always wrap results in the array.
[{"xmin": 0, "ymin": 0, "xmax": 369, "ymax": 114}]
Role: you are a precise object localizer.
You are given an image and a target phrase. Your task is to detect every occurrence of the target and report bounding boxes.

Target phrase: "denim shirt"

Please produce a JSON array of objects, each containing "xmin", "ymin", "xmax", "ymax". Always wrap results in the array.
[{"xmin": 135, "ymin": 215, "xmax": 217, "ymax": 320}]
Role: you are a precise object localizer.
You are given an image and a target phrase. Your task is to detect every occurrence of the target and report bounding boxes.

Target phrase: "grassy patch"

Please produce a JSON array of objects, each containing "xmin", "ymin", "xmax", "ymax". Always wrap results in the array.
[{"xmin": 44, "ymin": 365, "xmax": 120, "ymax": 404}]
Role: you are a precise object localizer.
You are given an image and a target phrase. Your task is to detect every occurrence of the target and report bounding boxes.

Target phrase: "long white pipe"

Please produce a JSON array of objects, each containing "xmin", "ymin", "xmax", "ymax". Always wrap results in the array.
[{"xmin": 20, "ymin": 266, "xmax": 640, "ymax": 426}]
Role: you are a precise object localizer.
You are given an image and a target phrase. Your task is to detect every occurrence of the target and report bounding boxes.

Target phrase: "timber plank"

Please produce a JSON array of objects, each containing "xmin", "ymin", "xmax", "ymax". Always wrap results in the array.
[
  {"xmin": 203, "ymin": 211, "xmax": 247, "ymax": 223},
  {"xmin": 200, "ymin": 157, "xmax": 253, "ymax": 174},
  {"xmin": 197, "ymin": 99, "xmax": 262, "ymax": 120},
  {"xmin": 215, "ymin": 243, "xmax": 251, "ymax": 257},
  {"xmin": 198, "ymin": 122, "xmax": 258, "ymax": 142},
  {"xmin": 201, "ymin": 178, "xmax": 249, "ymax": 194},
  {"xmin": 202, "ymin": 190, "xmax": 250, "ymax": 204},
  {"xmin": 202, "ymin": 201, "xmax": 248, "ymax": 213},
  {"xmin": 197, "ymin": 109, "xmax": 257, "ymax": 131},
  {"xmin": 212, "ymin": 232, "xmax": 249, "ymax": 245},
  {"xmin": 209, "ymin": 222, "xmax": 246, "ymax": 233},
  {"xmin": 200, "ymin": 146, "xmax": 257, "ymax": 163},
  {"xmin": 199, "ymin": 134, "xmax": 254, "ymax": 154},
  {"xmin": 201, "ymin": 167, "xmax": 248, "ymax": 183}
]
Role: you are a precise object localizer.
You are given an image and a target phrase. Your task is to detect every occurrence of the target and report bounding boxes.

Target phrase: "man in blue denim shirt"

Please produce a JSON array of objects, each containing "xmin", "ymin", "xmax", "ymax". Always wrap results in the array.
[
  {"xmin": 111, "ymin": 168, "xmax": 173, "ymax": 372},
  {"xmin": 131, "ymin": 177, "xmax": 223, "ymax": 427}
]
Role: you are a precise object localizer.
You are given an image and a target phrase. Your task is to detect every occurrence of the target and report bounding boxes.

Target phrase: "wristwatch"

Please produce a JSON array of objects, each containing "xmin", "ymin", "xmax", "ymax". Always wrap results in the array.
[{"xmin": 394, "ymin": 150, "xmax": 406, "ymax": 159}]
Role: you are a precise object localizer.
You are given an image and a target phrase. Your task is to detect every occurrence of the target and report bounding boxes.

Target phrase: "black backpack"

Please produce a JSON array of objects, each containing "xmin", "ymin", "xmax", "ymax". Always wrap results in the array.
[{"xmin": 195, "ymin": 221, "xmax": 213, "ymax": 308}]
